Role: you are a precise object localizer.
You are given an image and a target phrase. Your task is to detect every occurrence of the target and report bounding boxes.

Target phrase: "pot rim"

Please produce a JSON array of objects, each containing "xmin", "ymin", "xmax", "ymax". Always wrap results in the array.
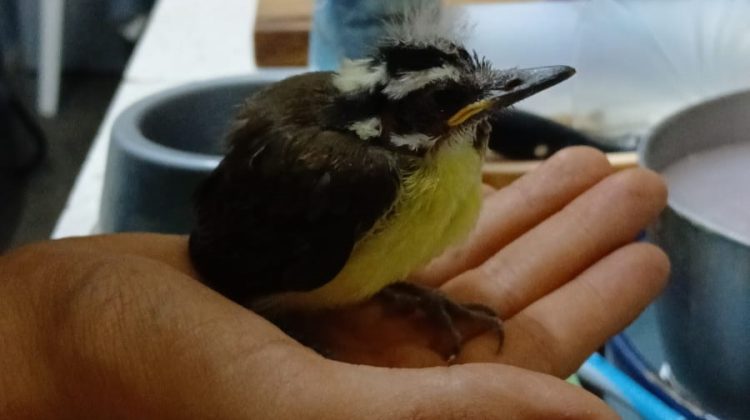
[{"xmin": 639, "ymin": 89, "xmax": 750, "ymax": 248}]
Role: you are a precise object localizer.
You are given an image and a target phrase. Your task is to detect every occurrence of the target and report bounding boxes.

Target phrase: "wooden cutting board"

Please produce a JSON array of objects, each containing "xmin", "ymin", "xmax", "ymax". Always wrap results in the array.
[{"xmin": 255, "ymin": 0, "xmax": 525, "ymax": 67}]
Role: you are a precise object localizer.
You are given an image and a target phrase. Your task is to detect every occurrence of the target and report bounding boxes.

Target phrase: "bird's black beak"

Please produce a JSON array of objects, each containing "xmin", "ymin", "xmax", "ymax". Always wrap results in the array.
[
  {"xmin": 489, "ymin": 65, "xmax": 576, "ymax": 107},
  {"xmin": 448, "ymin": 65, "xmax": 575, "ymax": 127}
]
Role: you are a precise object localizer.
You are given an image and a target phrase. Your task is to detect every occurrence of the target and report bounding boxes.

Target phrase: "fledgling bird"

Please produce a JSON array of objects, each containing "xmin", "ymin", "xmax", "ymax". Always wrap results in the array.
[{"xmin": 189, "ymin": 6, "xmax": 574, "ymax": 358}]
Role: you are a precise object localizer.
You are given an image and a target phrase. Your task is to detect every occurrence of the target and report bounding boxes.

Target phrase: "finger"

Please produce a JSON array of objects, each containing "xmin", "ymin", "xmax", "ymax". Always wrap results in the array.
[
  {"xmin": 310, "ymin": 362, "xmax": 618, "ymax": 419},
  {"xmin": 53, "ymin": 233, "xmax": 197, "ymax": 277},
  {"xmin": 443, "ymin": 167, "xmax": 667, "ymax": 318},
  {"xmin": 458, "ymin": 243, "xmax": 669, "ymax": 377},
  {"xmin": 413, "ymin": 147, "xmax": 613, "ymax": 287}
]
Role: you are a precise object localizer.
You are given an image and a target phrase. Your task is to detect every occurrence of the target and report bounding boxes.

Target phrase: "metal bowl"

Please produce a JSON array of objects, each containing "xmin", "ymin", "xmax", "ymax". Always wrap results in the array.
[{"xmin": 640, "ymin": 90, "xmax": 750, "ymax": 418}]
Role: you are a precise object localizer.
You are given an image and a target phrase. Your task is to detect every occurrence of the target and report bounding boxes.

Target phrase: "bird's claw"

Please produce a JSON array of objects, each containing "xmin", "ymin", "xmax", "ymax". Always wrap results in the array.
[{"xmin": 377, "ymin": 282, "xmax": 503, "ymax": 360}]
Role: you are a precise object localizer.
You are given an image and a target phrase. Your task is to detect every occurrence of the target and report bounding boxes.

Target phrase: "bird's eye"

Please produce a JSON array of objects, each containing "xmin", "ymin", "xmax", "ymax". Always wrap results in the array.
[
  {"xmin": 434, "ymin": 86, "xmax": 472, "ymax": 114},
  {"xmin": 504, "ymin": 77, "xmax": 523, "ymax": 90}
]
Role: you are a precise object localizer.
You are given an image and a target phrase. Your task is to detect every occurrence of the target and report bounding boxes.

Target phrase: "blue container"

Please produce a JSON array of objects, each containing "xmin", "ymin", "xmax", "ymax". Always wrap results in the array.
[{"xmin": 309, "ymin": 0, "xmax": 441, "ymax": 70}]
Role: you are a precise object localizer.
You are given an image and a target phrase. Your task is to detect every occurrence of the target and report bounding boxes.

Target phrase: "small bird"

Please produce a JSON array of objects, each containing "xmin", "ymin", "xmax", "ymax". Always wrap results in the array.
[{"xmin": 189, "ymin": 7, "xmax": 574, "ymax": 358}]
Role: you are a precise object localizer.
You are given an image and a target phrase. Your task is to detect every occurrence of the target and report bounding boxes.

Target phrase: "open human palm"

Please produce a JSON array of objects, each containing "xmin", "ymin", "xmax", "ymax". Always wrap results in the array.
[
  {"xmin": 1, "ymin": 147, "xmax": 668, "ymax": 418},
  {"xmin": 270, "ymin": 146, "xmax": 668, "ymax": 373}
]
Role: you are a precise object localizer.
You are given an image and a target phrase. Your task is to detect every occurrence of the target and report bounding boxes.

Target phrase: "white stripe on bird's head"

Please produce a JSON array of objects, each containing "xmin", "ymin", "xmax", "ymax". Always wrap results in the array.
[
  {"xmin": 382, "ymin": 64, "xmax": 461, "ymax": 100},
  {"xmin": 333, "ymin": 59, "xmax": 387, "ymax": 93}
]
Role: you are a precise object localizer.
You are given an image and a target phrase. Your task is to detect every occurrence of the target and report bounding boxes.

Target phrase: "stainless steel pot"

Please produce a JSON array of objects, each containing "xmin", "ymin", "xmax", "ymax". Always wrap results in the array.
[{"xmin": 640, "ymin": 90, "xmax": 750, "ymax": 418}]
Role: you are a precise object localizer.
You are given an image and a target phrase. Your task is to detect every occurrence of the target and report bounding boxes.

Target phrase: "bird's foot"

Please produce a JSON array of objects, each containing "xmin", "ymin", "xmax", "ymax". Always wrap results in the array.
[{"xmin": 377, "ymin": 282, "xmax": 503, "ymax": 361}]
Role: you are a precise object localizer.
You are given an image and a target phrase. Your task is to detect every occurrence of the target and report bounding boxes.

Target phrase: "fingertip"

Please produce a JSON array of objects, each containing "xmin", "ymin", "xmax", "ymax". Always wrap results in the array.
[
  {"xmin": 640, "ymin": 167, "xmax": 669, "ymax": 205},
  {"xmin": 604, "ymin": 167, "xmax": 668, "ymax": 214},
  {"xmin": 546, "ymin": 146, "xmax": 614, "ymax": 180},
  {"xmin": 625, "ymin": 242, "xmax": 671, "ymax": 296},
  {"xmin": 551, "ymin": 145, "xmax": 608, "ymax": 165},
  {"xmin": 508, "ymin": 145, "xmax": 615, "ymax": 213}
]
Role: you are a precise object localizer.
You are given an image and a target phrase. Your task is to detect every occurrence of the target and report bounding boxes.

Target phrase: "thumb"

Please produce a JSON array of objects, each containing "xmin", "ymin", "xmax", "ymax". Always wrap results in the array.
[{"xmin": 291, "ymin": 360, "xmax": 617, "ymax": 419}]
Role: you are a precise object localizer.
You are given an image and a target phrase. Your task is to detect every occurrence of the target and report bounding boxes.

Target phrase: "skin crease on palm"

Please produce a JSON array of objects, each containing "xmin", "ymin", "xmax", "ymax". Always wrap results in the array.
[{"xmin": 0, "ymin": 147, "xmax": 669, "ymax": 419}]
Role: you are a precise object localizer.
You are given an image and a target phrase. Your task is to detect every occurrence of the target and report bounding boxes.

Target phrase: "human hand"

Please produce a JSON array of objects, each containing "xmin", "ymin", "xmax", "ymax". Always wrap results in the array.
[
  {"xmin": 0, "ymin": 147, "xmax": 667, "ymax": 418},
  {"xmin": 293, "ymin": 146, "xmax": 670, "ymax": 374}
]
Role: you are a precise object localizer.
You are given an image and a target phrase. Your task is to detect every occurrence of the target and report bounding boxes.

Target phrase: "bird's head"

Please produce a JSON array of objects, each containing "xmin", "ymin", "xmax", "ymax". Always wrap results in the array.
[{"xmin": 327, "ymin": 7, "xmax": 574, "ymax": 155}]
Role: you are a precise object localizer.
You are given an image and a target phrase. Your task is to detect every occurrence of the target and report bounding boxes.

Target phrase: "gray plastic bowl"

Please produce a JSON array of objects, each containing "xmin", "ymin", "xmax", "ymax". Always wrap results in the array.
[{"xmin": 100, "ymin": 71, "xmax": 302, "ymax": 233}]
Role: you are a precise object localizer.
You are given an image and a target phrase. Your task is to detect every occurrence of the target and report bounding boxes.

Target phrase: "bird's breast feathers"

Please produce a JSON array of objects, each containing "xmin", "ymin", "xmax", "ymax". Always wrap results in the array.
[{"xmin": 264, "ymin": 139, "xmax": 483, "ymax": 311}]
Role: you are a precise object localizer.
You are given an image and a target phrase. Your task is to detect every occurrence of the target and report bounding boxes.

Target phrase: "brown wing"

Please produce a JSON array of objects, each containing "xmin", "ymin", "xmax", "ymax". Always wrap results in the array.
[{"xmin": 189, "ymin": 92, "xmax": 401, "ymax": 304}]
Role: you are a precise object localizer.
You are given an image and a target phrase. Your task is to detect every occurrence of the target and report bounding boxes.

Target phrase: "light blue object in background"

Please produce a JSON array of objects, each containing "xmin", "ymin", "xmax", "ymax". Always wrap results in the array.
[
  {"xmin": 309, "ymin": 0, "xmax": 441, "ymax": 70},
  {"xmin": 580, "ymin": 354, "xmax": 686, "ymax": 420}
]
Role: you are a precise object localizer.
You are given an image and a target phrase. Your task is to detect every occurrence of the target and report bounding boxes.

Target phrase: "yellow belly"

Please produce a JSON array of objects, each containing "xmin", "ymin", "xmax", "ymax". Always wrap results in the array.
[{"xmin": 259, "ymin": 141, "xmax": 483, "ymax": 311}]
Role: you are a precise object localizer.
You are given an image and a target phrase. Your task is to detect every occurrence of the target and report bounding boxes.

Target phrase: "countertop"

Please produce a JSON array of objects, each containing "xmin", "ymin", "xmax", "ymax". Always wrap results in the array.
[{"xmin": 52, "ymin": 0, "xmax": 258, "ymax": 238}]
